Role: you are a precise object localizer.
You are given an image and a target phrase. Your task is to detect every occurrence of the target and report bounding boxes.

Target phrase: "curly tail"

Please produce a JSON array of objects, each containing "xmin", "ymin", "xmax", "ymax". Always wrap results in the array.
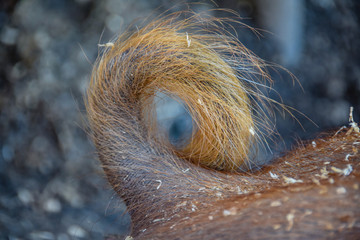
[{"xmin": 86, "ymin": 11, "xmax": 275, "ymax": 234}]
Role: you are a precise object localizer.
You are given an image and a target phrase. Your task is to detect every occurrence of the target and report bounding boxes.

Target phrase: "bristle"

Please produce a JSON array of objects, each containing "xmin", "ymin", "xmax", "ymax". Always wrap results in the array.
[{"xmin": 87, "ymin": 12, "xmax": 274, "ymax": 172}]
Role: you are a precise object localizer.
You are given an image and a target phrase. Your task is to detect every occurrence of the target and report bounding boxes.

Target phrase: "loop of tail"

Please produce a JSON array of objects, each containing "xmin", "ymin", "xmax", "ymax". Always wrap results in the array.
[{"xmin": 87, "ymin": 12, "xmax": 273, "ymax": 172}]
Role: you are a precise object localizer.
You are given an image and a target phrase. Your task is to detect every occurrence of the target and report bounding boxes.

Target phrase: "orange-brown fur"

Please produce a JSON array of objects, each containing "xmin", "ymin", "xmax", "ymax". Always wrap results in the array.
[
  {"xmin": 86, "ymin": 11, "xmax": 360, "ymax": 239},
  {"xmin": 137, "ymin": 132, "xmax": 360, "ymax": 239}
]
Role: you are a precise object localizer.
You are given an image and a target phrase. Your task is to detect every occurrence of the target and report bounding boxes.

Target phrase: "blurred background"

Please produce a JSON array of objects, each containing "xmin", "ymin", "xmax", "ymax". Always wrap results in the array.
[{"xmin": 0, "ymin": 0, "xmax": 359, "ymax": 239}]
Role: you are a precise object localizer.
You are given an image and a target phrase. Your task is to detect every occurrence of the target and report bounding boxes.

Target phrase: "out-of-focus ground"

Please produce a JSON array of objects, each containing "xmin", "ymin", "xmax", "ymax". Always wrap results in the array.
[{"xmin": 0, "ymin": 0, "xmax": 359, "ymax": 239}]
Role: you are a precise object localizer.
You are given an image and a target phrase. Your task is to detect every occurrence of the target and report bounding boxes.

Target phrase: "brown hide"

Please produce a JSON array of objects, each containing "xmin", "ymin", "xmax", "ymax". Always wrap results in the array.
[{"xmin": 134, "ymin": 131, "xmax": 360, "ymax": 239}]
